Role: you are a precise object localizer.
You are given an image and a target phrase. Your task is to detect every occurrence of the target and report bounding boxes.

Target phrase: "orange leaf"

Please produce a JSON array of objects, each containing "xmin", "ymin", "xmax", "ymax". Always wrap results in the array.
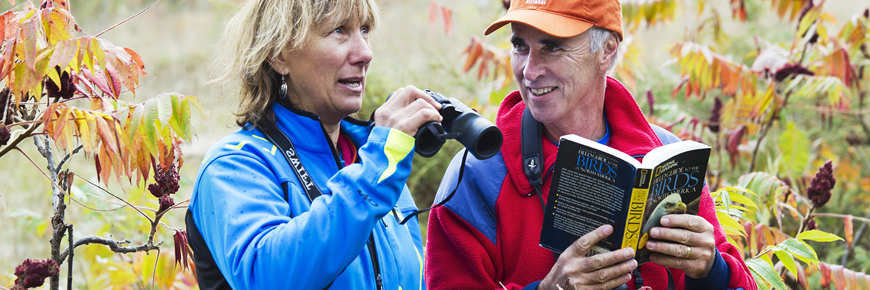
[
  {"xmin": 845, "ymin": 214, "xmax": 854, "ymax": 250},
  {"xmin": 845, "ymin": 268, "xmax": 857, "ymax": 290},
  {"xmin": 52, "ymin": 107, "xmax": 73, "ymax": 151},
  {"xmin": 755, "ymin": 224, "xmax": 767, "ymax": 252},
  {"xmin": 124, "ymin": 47, "xmax": 145, "ymax": 71},
  {"xmin": 428, "ymin": 2, "xmax": 437, "ymax": 29},
  {"xmin": 93, "ymin": 113, "xmax": 118, "ymax": 155},
  {"xmin": 832, "ymin": 264, "xmax": 846, "ymax": 290},
  {"xmin": 820, "ymin": 262, "xmax": 832, "ymax": 288},
  {"xmin": 463, "ymin": 41, "xmax": 483, "ymax": 73},
  {"xmin": 441, "ymin": 6, "xmax": 452, "ymax": 35}
]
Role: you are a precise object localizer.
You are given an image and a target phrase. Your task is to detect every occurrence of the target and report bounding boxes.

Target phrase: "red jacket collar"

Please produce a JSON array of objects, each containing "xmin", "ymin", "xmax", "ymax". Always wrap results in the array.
[{"xmin": 496, "ymin": 76, "xmax": 663, "ymax": 195}]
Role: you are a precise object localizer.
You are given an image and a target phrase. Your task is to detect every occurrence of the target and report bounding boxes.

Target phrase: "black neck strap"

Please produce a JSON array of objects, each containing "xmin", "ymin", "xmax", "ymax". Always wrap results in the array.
[
  {"xmin": 258, "ymin": 124, "xmax": 324, "ymax": 203},
  {"xmin": 521, "ymin": 106, "xmax": 544, "ymax": 192}
]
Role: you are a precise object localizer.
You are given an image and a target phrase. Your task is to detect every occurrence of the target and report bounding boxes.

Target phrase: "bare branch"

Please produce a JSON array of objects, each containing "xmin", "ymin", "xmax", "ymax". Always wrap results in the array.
[
  {"xmin": 95, "ymin": 0, "xmax": 161, "ymax": 37},
  {"xmin": 58, "ymin": 236, "xmax": 162, "ymax": 262},
  {"xmin": 0, "ymin": 121, "xmax": 42, "ymax": 159}
]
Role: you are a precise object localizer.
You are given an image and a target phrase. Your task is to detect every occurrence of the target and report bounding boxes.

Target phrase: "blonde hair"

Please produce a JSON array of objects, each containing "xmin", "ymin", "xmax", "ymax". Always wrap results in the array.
[{"xmin": 212, "ymin": 0, "xmax": 379, "ymax": 129}]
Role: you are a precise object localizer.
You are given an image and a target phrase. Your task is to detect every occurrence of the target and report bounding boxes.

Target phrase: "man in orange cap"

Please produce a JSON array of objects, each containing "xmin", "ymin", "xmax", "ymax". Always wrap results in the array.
[{"xmin": 424, "ymin": 0, "xmax": 757, "ymax": 289}]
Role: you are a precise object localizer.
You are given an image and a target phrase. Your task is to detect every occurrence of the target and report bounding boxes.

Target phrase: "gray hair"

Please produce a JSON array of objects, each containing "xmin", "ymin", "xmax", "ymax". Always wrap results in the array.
[{"xmin": 585, "ymin": 26, "xmax": 619, "ymax": 72}]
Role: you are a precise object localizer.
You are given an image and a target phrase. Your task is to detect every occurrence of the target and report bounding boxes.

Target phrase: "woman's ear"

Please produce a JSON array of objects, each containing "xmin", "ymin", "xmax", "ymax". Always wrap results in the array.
[
  {"xmin": 599, "ymin": 32, "xmax": 619, "ymax": 73},
  {"xmin": 269, "ymin": 48, "xmax": 290, "ymax": 76}
]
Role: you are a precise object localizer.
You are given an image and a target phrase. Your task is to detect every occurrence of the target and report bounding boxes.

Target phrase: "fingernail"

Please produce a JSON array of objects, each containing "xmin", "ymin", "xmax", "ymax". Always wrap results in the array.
[
  {"xmin": 651, "ymin": 228, "xmax": 659, "ymax": 237},
  {"xmin": 603, "ymin": 225, "xmax": 613, "ymax": 235},
  {"xmin": 629, "ymin": 260, "xmax": 638, "ymax": 269},
  {"xmin": 661, "ymin": 217, "xmax": 670, "ymax": 225},
  {"xmin": 646, "ymin": 241, "xmax": 655, "ymax": 249},
  {"xmin": 624, "ymin": 248, "xmax": 634, "ymax": 258}
]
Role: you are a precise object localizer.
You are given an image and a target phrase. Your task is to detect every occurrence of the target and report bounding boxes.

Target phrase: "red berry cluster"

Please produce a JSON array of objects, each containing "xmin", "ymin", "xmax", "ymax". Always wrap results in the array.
[
  {"xmin": 806, "ymin": 219, "xmax": 818, "ymax": 231},
  {"xmin": 12, "ymin": 258, "xmax": 59, "ymax": 290},
  {"xmin": 148, "ymin": 164, "xmax": 180, "ymax": 212},
  {"xmin": 807, "ymin": 160, "xmax": 836, "ymax": 208},
  {"xmin": 45, "ymin": 67, "xmax": 75, "ymax": 100},
  {"xmin": 708, "ymin": 97, "xmax": 723, "ymax": 133},
  {"xmin": 1, "ymin": 88, "xmax": 13, "ymax": 146}
]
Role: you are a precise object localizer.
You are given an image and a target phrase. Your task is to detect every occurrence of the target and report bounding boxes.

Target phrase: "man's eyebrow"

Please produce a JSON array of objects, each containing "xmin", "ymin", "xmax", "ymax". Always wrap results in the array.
[
  {"xmin": 539, "ymin": 38, "xmax": 563, "ymax": 47},
  {"xmin": 510, "ymin": 36, "xmax": 525, "ymax": 44}
]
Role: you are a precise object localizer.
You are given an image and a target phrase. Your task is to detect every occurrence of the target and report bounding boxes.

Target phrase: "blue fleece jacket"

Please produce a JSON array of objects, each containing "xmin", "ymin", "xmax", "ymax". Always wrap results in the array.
[{"xmin": 188, "ymin": 104, "xmax": 425, "ymax": 289}]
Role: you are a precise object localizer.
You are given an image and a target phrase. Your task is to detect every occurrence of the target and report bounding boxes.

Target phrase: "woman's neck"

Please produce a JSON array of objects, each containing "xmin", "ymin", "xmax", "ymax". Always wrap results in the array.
[{"xmin": 322, "ymin": 121, "xmax": 341, "ymax": 148}]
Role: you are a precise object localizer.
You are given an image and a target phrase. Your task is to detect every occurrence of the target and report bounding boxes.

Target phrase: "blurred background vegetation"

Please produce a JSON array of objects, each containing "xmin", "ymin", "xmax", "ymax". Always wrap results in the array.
[{"xmin": 0, "ymin": 0, "xmax": 868, "ymax": 289}]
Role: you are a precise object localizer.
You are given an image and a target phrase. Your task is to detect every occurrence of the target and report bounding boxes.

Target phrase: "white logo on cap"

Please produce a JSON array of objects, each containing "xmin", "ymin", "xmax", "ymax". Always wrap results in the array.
[{"xmin": 525, "ymin": 0, "xmax": 546, "ymax": 4}]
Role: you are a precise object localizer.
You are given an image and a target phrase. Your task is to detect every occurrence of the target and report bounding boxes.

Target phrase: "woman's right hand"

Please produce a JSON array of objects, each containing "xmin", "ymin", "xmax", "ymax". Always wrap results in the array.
[
  {"xmin": 538, "ymin": 225, "xmax": 639, "ymax": 290},
  {"xmin": 374, "ymin": 85, "xmax": 442, "ymax": 137}
]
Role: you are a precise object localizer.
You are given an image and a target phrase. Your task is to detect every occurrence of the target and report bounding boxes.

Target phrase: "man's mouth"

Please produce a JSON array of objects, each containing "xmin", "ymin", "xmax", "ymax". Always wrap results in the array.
[{"xmin": 529, "ymin": 86, "xmax": 556, "ymax": 96}]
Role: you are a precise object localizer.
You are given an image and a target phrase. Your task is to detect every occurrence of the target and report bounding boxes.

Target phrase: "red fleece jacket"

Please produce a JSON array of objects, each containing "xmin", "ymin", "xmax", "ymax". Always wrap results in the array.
[{"xmin": 425, "ymin": 77, "xmax": 756, "ymax": 290}]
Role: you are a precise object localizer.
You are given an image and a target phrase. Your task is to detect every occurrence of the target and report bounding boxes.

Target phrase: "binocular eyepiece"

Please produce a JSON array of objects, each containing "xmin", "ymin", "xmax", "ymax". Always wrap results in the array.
[{"xmin": 415, "ymin": 90, "xmax": 503, "ymax": 160}]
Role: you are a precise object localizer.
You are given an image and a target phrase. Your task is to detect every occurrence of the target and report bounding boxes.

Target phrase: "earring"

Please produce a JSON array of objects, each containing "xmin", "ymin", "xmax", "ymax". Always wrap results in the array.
[{"xmin": 280, "ymin": 75, "xmax": 288, "ymax": 99}]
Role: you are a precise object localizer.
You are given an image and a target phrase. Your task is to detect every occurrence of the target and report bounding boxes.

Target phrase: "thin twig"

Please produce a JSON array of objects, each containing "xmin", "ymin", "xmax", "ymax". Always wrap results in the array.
[
  {"xmin": 72, "ymin": 172, "xmax": 153, "ymax": 223},
  {"xmin": 58, "ymin": 236, "xmax": 162, "ymax": 262},
  {"xmin": 813, "ymin": 213, "xmax": 870, "ymax": 224},
  {"xmin": 13, "ymin": 148, "xmax": 114, "ymax": 212},
  {"xmin": 56, "ymin": 144, "xmax": 84, "ymax": 171},
  {"xmin": 94, "ymin": 0, "xmax": 161, "ymax": 37}
]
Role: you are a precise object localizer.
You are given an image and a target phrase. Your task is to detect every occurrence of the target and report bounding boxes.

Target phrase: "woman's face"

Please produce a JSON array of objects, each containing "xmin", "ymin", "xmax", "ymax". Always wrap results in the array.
[{"xmin": 279, "ymin": 15, "xmax": 373, "ymax": 123}]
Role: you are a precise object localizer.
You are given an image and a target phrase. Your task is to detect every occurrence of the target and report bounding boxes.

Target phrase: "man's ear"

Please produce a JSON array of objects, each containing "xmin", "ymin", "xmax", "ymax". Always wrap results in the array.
[{"xmin": 598, "ymin": 32, "xmax": 619, "ymax": 73}]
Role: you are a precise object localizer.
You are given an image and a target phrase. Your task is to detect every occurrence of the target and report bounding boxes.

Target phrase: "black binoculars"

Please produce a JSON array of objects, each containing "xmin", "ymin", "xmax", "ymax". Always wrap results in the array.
[{"xmin": 415, "ymin": 90, "xmax": 503, "ymax": 160}]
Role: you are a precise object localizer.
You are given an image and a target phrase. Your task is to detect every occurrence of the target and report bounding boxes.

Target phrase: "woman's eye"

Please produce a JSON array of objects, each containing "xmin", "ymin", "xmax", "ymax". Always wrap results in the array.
[{"xmin": 331, "ymin": 27, "xmax": 343, "ymax": 34}]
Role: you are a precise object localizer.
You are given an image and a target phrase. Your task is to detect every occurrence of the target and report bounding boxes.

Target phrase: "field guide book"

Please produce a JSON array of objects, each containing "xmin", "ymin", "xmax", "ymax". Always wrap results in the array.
[{"xmin": 539, "ymin": 134, "xmax": 711, "ymax": 264}]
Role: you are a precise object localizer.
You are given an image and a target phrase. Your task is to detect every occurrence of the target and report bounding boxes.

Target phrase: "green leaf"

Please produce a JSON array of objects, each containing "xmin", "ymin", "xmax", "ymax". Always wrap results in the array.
[
  {"xmin": 728, "ymin": 193, "xmax": 759, "ymax": 211},
  {"xmin": 777, "ymin": 122, "xmax": 809, "ymax": 179},
  {"xmin": 142, "ymin": 98, "xmax": 159, "ymax": 156},
  {"xmin": 716, "ymin": 210, "xmax": 746, "ymax": 237},
  {"xmin": 774, "ymin": 249, "xmax": 798, "ymax": 277},
  {"xmin": 797, "ymin": 230, "xmax": 844, "ymax": 243},
  {"xmin": 155, "ymin": 93, "xmax": 172, "ymax": 125},
  {"xmin": 747, "ymin": 258, "xmax": 789, "ymax": 290},
  {"xmin": 778, "ymin": 238, "xmax": 819, "ymax": 265}
]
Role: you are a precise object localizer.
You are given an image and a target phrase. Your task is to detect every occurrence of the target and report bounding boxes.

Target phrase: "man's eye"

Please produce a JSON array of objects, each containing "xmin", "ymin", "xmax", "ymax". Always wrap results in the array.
[
  {"xmin": 512, "ymin": 43, "xmax": 527, "ymax": 52},
  {"xmin": 360, "ymin": 25, "xmax": 369, "ymax": 34},
  {"xmin": 544, "ymin": 45, "xmax": 561, "ymax": 53}
]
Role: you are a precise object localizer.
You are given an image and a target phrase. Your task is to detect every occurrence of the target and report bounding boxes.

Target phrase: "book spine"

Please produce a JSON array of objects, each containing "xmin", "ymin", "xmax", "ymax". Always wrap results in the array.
[{"xmin": 621, "ymin": 169, "xmax": 652, "ymax": 251}]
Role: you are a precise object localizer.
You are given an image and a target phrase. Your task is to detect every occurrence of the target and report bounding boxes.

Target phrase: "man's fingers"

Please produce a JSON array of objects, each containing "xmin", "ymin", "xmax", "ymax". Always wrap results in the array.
[
  {"xmin": 577, "ymin": 247, "xmax": 634, "ymax": 273},
  {"xmin": 583, "ymin": 273, "xmax": 633, "ymax": 290},
  {"xmin": 566, "ymin": 225, "xmax": 614, "ymax": 257},
  {"xmin": 578, "ymin": 258, "xmax": 637, "ymax": 284},
  {"xmin": 650, "ymin": 226, "xmax": 702, "ymax": 246},
  {"xmin": 660, "ymin": 214, "xmax": 713, "ymax": 233}
]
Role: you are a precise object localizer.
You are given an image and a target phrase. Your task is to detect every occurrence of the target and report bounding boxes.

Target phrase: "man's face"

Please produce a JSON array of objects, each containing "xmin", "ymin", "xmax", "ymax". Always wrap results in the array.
[{"xmin": 510, "ymin": 23, "xmax": 602, "ymax": 126}]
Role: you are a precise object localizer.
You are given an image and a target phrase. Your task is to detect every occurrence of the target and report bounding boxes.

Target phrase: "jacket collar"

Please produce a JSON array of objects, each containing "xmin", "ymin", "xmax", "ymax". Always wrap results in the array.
[
  {"xmin": 497, "ymin": 76, "xmax": 663, "ymax": 195},
  {"xmin": 271, "ymin": 104, "xmax": 372, "ymax": 157}
]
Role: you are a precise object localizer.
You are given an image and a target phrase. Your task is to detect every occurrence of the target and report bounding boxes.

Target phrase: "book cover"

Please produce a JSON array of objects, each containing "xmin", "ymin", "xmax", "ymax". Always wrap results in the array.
[{"xmin": 539, "ymin": 135, "xmax": 710, "ymax": 264}]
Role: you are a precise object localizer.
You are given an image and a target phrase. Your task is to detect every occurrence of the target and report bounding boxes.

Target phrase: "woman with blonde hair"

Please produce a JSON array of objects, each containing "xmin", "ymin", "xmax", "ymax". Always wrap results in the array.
[{"xmin": 186, "ymin": 0, "xmax": 441, "ymax": 289}]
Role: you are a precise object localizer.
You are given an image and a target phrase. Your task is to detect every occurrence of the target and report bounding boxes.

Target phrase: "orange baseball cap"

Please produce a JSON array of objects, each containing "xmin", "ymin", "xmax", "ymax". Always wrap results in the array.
[{"xmin": 484, "ymin": 0, "xmax": 624, "ymax": 41}]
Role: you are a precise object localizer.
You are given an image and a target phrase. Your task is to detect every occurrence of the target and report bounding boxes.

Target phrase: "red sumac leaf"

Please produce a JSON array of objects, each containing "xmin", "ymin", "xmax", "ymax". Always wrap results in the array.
[
  {"xmin": 831, "ymin": 264, "xmax": 846, "ymax": 290},
  {"xmin": 820, "ymin": 262, "xmax": 832, "ymax": 288}
]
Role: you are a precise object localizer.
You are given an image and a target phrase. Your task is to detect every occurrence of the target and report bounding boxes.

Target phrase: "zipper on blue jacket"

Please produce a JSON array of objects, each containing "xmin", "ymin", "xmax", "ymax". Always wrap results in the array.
[{"xmin": 319, "ymin": 121, "xmax": 383, "ymax": 290}]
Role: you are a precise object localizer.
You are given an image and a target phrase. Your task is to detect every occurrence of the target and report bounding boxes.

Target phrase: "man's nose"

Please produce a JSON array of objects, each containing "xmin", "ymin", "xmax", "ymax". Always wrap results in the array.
[{"xmin": 522, "ymin": 52, "xmax": 545, "ymax": 81}]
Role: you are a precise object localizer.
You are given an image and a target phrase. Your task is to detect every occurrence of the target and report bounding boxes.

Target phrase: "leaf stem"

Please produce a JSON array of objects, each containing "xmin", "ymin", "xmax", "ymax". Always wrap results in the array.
[
  {"xmin": 94, "ymin": 0, "xmax": 161, "ymax": 37},
  {"xmin": 0, "ymin": 121, "xmax": 42, "ymax": 159},
  {"xmin": 812, "ymin": 213, "xmax": 870, "ymax": 224}
]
